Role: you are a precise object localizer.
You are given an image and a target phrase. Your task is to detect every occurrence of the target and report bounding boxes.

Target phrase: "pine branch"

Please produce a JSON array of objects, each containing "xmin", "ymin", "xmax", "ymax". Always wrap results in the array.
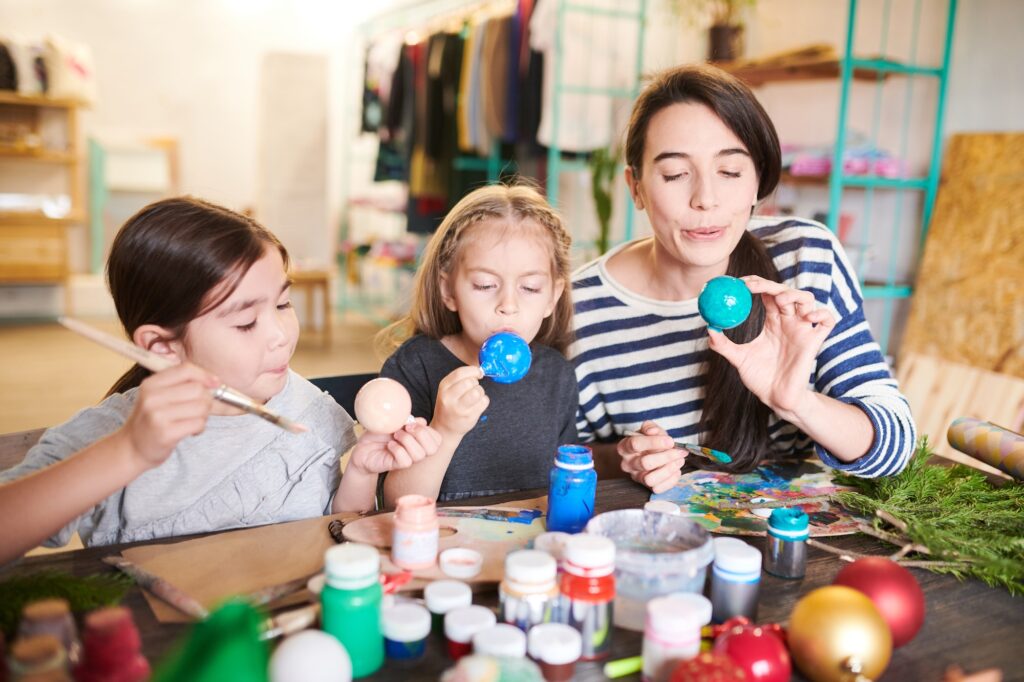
[{"xmin": 0, "ymin": 570, "xmax": 131, "ymax": 638}]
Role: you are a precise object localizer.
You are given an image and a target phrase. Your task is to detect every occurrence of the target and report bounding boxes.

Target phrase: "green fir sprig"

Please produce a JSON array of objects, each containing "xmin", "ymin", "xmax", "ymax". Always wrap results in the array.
[
  {"xmin": 0, "ymin": 570, "xmax": 132, "ymax": 637},
  {"xmin": 833, "ymin": 440, "xmax": 1024, "ymax": 594}
]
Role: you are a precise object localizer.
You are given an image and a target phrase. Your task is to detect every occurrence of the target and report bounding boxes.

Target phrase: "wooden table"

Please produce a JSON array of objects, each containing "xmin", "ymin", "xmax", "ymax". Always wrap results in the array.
[{"xmin": 2, "ymin": 479, "xmax": 1019, "ymax": 681}]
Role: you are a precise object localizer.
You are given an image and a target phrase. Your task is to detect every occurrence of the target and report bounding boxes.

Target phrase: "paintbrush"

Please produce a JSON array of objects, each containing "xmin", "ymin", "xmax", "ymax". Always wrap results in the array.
[
  {"xmin": 60, "ymin": 317, "xmax": 306, "ymax": 434},
  {"xmin": 102, "ymin": 556, "xmax": 209, "ymax": 620},
  {"xmin": 625, "ymin": 431, "xmax": 732, "ymax": 464}
]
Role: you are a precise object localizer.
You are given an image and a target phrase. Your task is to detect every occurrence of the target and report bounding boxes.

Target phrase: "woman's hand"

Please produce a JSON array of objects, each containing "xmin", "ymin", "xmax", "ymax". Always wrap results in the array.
[
  {"xmin": 617, "ymin": 421, "xmax": 686, "ymax": 493},
  {"xmin": 432, "ymin": 365, "xmax": 489, "ymax": 438},
  {"xmin": 349, "ymin": 418, "xmax": 443, "ymax": 474},
  {"xmin": 707, "ymin": 275, "xmax": 836, "ymax": 419}
]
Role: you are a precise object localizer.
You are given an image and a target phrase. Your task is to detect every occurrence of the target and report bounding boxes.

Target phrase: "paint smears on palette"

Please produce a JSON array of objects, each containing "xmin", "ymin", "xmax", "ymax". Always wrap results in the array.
[
  {"xmin": 650, "ymin": 458, "xmax": 867, "ymax": 537},
  {"xmin": 438, "ymin": 508, "xmax": 543, "ymax": 525}
]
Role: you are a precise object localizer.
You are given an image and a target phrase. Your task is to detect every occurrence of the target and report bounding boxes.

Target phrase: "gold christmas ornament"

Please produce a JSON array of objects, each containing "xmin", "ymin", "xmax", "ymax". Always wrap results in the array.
[{"xmin": 787, "ymin": 586, "xmax": 892, "ymax": 682}]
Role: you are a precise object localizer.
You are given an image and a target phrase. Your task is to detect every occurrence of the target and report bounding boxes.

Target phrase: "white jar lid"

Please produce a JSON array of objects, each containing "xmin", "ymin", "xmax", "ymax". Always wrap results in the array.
[
  {"xmin": 646, "ymin": 593, "xmax": 713, "ymax": 635},
  {"xmin": 381, "ymin": 603, "xmax": 431, "ymax": 642},
  {"xmin": 504, "ymin": 550, "xmax": 557, "ymax": 585},
  {"xmin": 444, "ymin": 605, "xmax": 497, "ymax": 643},
  {"xmin": 532, "ymin": 532, "xmax": 571, "ymax": 562},
  {"xmin": 527, "ymin": 623, "xmax": 582, "ymax": 665},
  {"xmin": 324, "ymin": 543, "xmax": 379, "ymax": 589},
  {"xmin": 712, "ymin": 537, "xmax": 762, "ymax": 576},
  {"xmin": 472, "ymin": 623, "xmax": 527, "ymax": 658},
  {"xmin": 644, "ymin": 500, "xmax": 681, "ymax": 515},
  {"xmin": 564, "ymin": 534, "xmax": 615, "ymax": 574},
  {"xmin": 424, "ymin": 579, "xmax": 472, "ymax": 614},
  {"xmin": 439, "ymin": 547, "xmax": 483, "ymax": 579}
]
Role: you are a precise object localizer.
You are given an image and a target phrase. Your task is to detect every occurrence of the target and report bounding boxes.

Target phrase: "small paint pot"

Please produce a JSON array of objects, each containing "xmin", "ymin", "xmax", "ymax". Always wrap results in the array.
[
  {"xmin": 532, "ymin": 531, "xmax": 572, "ymax": 571},
  {"xmin": 444, "ymin": 605, "xmax": 496, "ymax": 661},
  {"xmin": 472, "ymin": 623, "xmax": 527, "ymax": 658},
  {"xmin": 381, "ymin": 603, "xmax": 431, "ymax": 663},
  {"xmin": 424, "ymin": 580, "xmax": 472, "ymax": 637},
  {"xmin": 528, "ymin": 623, "xmax": 582, "ymax": 682},
  {"xmin": 440, "ymin": 547, "xmax": 483, "ymax": 580},
  {"xmin": 644, "ymin": 500, "xmax": 681, "ymax": 515}
]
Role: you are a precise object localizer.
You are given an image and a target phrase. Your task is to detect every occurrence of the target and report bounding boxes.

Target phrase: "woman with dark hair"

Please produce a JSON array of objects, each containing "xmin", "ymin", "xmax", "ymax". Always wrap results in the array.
[{"xmin": 571, "ymin": 64, "xmax": 916, "ymax": 491}]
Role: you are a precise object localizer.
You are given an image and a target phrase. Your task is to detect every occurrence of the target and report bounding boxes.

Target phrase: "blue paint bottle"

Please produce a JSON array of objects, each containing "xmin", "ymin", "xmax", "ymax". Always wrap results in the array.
[{"xmin": 547, "ymin": 445, "xmax": 597, "ymax": 533}]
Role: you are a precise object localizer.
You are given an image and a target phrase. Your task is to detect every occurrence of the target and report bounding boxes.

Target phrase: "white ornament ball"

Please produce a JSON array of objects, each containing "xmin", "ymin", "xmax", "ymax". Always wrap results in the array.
[{"xmin": 269, "ymin": 630, "xmax": 352, "ymax": 682}]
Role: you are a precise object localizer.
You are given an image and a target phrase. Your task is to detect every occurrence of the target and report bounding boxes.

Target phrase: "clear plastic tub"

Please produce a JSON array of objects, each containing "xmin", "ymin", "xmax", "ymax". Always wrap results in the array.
[{"xmin": 585, "ymin": 509, "xmax": 714, "ymax": 631}]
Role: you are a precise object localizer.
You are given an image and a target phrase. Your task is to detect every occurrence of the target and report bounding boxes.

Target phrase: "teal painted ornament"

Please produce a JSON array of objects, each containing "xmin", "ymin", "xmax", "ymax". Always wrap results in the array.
[
  {"xmin": 698, "ymin": 276, "xmax": 752, "ymax": 332},
  {"xmin": 478, "ymin": 332, "xmax": 532, "ymax": 384}
]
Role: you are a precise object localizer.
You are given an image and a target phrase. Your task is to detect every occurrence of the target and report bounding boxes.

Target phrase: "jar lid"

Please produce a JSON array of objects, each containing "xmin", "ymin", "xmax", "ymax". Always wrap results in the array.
[
  {"xmin": 504, "ymin": 550, "xmax": 557, "ymax": 585},
  {"xmin": 324, "ymin": 543, "xmax": 380, "ymax": 589},
  {"xmin": 472, "ymin": 623, "xmax": 527, "ymax": 658},
  {"xmin": 381, "ymin": 603, "xmax": 432, "ymax": 642},
  {"xmin": 527, "ymin": 623, "xmax": 582, "ymax": 665},
  {"xmin": 439, "ymin": 548, "xmax": 483, "ymax": 579},
  {"xmin": 554, "ymin": 444, "xmax": 593, "ymax": 470},
  {"xmin": 644, "ymin": 500, "xmax": 681, "ymax": 515},
  {"xmin": 646, "ymin": 593, "xmax": 713, "ymax": 635},
  {"xmin": 768, "ymin": 507, "xmax": 809, "ymax": 539},
  {"xmin": 564, "ymin": 534, "xmax": 615, "ymax": 576},
  {"xmin": 395, "ymin": 494, "xmax": 437, "ymax": 524},
  {"xmin": 9, "ymin": 634, "xmax": 65, "ymax": 669},
  {"xmin": 712, "ymin": 537, "xmax": 762, "ymax": 577},
  {"xmin": 444, "ymin": 605, "xmax": 497, "ymax": 643},
  {"xmin": 531, "ymin": 532, "xmax": 571, "ymax": 562},
  {"xmin": 424, "ymin": 580, "xmax": 472, "ymax": 614},
  {"xmin": 22, "ymin": 598, "xmax": 71, "ymax": 621}
]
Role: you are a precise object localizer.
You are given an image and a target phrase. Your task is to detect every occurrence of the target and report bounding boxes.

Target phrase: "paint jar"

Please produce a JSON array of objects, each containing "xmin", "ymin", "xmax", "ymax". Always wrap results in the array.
[
  {"xmin": 443, "ymin": 605, "xmax": 496, "ymax": 661},
  {"xmin": 584, "ymin": 509, "xmax": 714, "ymax": 632},
  {"xmin": 8, "ymin": 634, "xmax": 70, "ymax": 681},
  {"xmin": 546, "ymin": 444, "xmax": 597, "ymax": 533},
  {"xmin": 381, "ymin": 602, "xmax": 431, "ymax": 663},
  {"xmin": 641, "ymin": 593, "xmax": 712, "ymax": 682},
  {"xmin": 560, "ymin": 534, "xmax": 615, "ymax": 660},
  {"xmin": 18, "ymin": 598, "xmax": 80, "ymax": 664},
  {"xmin": 643, "ymin": 500, "xmax": 681, "ymax": 515},
  {"xmin": 392, "ymin": 494, "xmax": 439, "ymax": 570},
  {"xmin": 499, "ymin": 549, "xmax": 559, "ymax": 630},
  {"xmin": 74, "ymin": 606, "xmax": 149, "ymax": 682},
  {"xmin": 439, "ymin": 547, "xmax": 483, "ymax": 580},
  {"xmin": 472, "ymin": 623, "xmax": 527, "ymax": 658},
  {"xmin": 527, "ymin": 623, "xmax": 582, "ymax": 682},
  {"xmin": 764, "ymin": 507, "xmax": 809, "ymax": 579},
  {"xmin": 320, "ymin": 543, "xmax": 384, "ymax": 677},
  {"xmin": 709, "ymin": 537, "xmax": 761, "ymax": 623},
  {"xmin": 532, "ymin": 531, "xmax": 571, "ymax": 573},
  {"xmin": 424, "ymin": 580, "xmax": 472, "ymax": 637}
]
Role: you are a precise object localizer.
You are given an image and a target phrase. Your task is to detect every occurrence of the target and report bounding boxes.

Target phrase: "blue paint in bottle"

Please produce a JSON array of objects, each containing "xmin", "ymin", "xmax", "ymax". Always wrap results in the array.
[{"xmin": 546, "ymin": 445, "xmax": 597, "ymax": 533}]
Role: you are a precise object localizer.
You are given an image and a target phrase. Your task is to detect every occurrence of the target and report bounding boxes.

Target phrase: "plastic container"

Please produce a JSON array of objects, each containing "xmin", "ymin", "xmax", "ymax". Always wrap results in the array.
[
  {"xmin": 18, "ymin": 598, "xmax": 80, "ymax": 664},
  {"xmin": 8, "ymin": 634, "xmax": 70, "ymax": 681},
  {"xmin": 472, "ymin": 623, "xmax": 527, "ymax": 658},
  {"xmin": 547, "ymin": 444, "xmax": 597, "ymax": 533},
  {"xmin": 764, "ymin": 507, "xmax": 809, "ymax": 579},
  {"xmin": 443, "ymin": 605, "xmax": 496, "ymax": 661},
  {"xmin": 381, "ymin": 603, "xmax": 431, "ymax": 663},
  {"xmin": 584, "ymin": 509, "xmax": 714, "ymax": 632},
  {"xmin": 527, "ymin": 623, "xmax": 582, "ymax": 682},
  {"xmin": 499, "ymin": 549, "xmax": 559, "ymax": 630},
  {"xmin": 74, "ymin": 607, "xmax": 149, "ymax": 682},
  {"xmin": 642, "ymin": 593, "xmax": 712, "ymax": 682},
  {"xmin": 439, "ymin": 547, "xmax": 483, "ymax": 579},
  {"xmin": 709, "ymin": 537, "xmax": 761, "ymax": 623},
  {"xmin": 532, "ymin": 531, "xmax": 572, "ymax": 570},
  {"xmin": 643, "ymin": 500, "xmax": 681, "ymax": 515},
  {"xmin": 424, "ymin": 580, "xmax": 472, "ymax": 636},
  {"xmin": 560, "ymin": 534, "xmax": 616, "ymax": 660},
  {"xmin": 392, "ymin": 494, "xmax": 439, "ymax": 570},
  {"xmin": 320, "ymin": 543, "xmax": 384, "ymax": 677}
]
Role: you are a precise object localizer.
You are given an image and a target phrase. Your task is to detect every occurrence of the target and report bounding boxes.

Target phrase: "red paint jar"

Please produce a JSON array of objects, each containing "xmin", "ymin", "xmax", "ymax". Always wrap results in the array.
[{"xmin": 560, "ymin": 534, "xmax": 616, "ymax": 660}]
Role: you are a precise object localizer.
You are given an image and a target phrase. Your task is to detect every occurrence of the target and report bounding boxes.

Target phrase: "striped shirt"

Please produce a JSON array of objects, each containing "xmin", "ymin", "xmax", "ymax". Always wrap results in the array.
[{"xmin": 570, "ymin": 216, "xmax": 915, "ymax": 477}]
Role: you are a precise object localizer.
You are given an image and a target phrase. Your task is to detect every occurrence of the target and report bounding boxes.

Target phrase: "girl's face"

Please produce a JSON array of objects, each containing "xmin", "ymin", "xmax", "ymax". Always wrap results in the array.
[
  {"xmin": 628, "ymin": 102, "xmax": 760, "ymax": 278},
  {"xmin": 441, "ymin": 219, "xmax": 564, "ymax": 357},
  {"xmin": 176, "ymin": 245, "xmax": 299, "ymax": 407}
]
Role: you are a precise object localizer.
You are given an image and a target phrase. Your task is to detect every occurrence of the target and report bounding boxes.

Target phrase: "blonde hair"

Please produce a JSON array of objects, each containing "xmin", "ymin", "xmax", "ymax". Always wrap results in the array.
[{"xmin": 377, "ymin": 183, "xmax": 574, "ymax": 357}]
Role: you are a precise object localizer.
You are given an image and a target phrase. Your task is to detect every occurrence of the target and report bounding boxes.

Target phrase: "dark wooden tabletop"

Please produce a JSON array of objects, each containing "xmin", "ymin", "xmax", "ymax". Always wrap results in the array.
[{"xmin": 2, "ymin": 478, "xmax": 1019, "ymax": 681}]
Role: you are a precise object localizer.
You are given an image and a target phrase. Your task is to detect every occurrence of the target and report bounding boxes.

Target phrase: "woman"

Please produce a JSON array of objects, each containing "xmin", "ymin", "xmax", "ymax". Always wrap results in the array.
[{"xmin": 571, "ymin": 64, "xmax": 915, "ymax": 492}]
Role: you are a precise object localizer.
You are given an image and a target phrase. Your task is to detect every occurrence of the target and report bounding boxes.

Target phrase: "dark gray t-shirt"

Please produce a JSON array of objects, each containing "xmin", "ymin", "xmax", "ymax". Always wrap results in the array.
[{"xmin": 380, "ymin": 335, "xmax": 579, "ymax": 501}]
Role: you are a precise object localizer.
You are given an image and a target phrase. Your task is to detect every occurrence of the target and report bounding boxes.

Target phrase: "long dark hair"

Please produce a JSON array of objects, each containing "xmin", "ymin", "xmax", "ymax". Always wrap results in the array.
[
  {"xmin": 624, "ymin": 64, "xmax": 782, "ymax": 471},
  {"xmin": 105, "ymin": 197, "xmax": 289, "ymax": 397}
]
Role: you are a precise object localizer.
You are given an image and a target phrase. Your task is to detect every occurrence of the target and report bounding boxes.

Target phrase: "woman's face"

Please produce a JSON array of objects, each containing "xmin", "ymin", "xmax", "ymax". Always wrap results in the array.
[{"xmin": 628, "ymin": 102, "xmax": 760, "ymax": 278}]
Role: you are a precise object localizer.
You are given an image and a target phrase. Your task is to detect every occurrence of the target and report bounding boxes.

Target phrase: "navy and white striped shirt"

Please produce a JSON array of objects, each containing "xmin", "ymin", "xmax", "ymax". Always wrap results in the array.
[{"xmin": 570, "ymin": 217, "xmax": 915, "ymax": 477}]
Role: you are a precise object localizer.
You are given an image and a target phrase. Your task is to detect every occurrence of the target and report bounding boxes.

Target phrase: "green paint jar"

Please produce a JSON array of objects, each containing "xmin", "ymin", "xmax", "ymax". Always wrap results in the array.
[{"xmin": 320, "ymin": 543, "xmax": 384, "ymax": 678}]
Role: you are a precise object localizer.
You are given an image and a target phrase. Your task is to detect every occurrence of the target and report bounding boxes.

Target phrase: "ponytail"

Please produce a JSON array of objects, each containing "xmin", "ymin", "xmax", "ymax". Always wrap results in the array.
[{"xmin": 105, "ymin": 364, "xmax": 152, "ymax": 398}]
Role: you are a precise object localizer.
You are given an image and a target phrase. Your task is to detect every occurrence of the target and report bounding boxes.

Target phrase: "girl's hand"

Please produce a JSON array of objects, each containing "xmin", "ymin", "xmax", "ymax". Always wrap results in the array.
[
  {"xmin": 617, "ymin": 421, "xmax": 686, "ymax": 493},
  {"xmin": 349, "ymin": 418, "xmax": 443, "ymax": 474},
  {"xmin": 432, "ymin": 365, "xmax": 489, "ymax": 438},
  {"xmin": 121, "ymin": 363, "xmax": 219, "ymax": 469},
  {"xmin": 708, "ymin": 275, "xmax": 837, "ymax": 418}
]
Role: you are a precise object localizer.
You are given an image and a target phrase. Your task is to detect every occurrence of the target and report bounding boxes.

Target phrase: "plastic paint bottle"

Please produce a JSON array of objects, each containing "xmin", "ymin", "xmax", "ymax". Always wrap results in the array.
[
  {"xmin": 8, "ymin": 635, "xmax": 70, "ymax": 681},
  {"xmin": 471, "ymin": 623, "xmax": 528, "ymax": 658},
  {"xmin": 74, "ymin": 607, "xmax": 150, "ymax": 682},
  {"xmin": 18, "ymin": 598, "xmax": 80, "ymax": 664},
  {"xmin": 424, "ymin": 580, "xmax": 472, "ymax": 637},
  {"xmin": 527, "ymin": 623, "xmax": 582, "ymax": 682},
  {"xmin": 764, "ymin": 507, "xmax": 809, "ymax": 579},
  {"xmin": 641, "ymin": 593, "xmax": 712, "ymax": 682},
  {"xmin": 320, "ymin": 543, "xmax": 384, "ymax": 677},
  {"xmin": 443, "ymin": 605, "xmax": 496, "ymax": 661},
  {"xmin": 381, "ymin": 603, "xmax": 431, "ymax": 664},
  {"xmin": 499, "ymin": 549, "xmax": 560, "ymax": 631},
  {"xmin": 560, "ymin": 534, "xmax": 616, "ymax": 660},
  {"xmin": 709, "ymin": 537, "xmax": 761, "ymax": 623},
  {"xmin": 547, "ymin": 444, "xmax": 597, "ymax": 533},
  {"xmin": 392, "ymin": 494, "xmax": 440, "ymax": 570}
]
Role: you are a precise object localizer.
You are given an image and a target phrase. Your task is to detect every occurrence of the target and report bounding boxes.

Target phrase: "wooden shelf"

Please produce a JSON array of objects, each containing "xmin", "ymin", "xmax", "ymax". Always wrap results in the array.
[
  {"xmin": 720, "ymin": 57, "xmax": 893, "ymax": 87},
  {"xmin": 0, "ymin": 148, "xmax": 76, "ymax": 163},
  {"xmin": 0, "ymin": 212, "xmax": 84, "ymax": 226},
  {"xmin": 0, "ymin": 91, "xmax": 81, "ymax": 108}
]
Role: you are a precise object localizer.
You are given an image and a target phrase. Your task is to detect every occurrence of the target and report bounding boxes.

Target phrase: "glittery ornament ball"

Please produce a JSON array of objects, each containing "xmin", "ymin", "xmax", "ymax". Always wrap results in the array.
[
  {"xmin": 669, "ymin": 652, "xmax": 747, "ymax": 681},
  {"xmin": 833, "ymin": 557, "xmax": 926, "ymax": 648}
]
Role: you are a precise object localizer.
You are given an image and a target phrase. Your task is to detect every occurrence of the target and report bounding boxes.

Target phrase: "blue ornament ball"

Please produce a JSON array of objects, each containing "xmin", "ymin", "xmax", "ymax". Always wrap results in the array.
[
  {"xmin": 698, "ymin": 276, "xmax": 752, "ymax": 331},
  {"xmin": 478, "ymin": 332, "xmax": 532, "ymax": 383}
]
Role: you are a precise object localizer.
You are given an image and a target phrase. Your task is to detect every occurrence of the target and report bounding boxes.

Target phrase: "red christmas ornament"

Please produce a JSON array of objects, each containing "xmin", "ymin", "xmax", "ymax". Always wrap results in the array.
[
  {"xmin": 833, "ymin": 556, "xmax": 926, "ymax": 648},
  {"xmin": 713, "ymin": 622, "xmax": 791, "ymax": 682},
  {"xmin": 670, "ymin": 652, "xmax": 747, "ymax": 681}
]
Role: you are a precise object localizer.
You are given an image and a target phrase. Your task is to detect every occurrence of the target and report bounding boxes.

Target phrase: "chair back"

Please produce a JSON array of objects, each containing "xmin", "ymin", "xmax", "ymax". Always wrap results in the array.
[
  {"xmin": 309, "ymin": 372, "xmax": 378, "ymax": 419},
  {"xmin": 0, "ymin": 427, "xmax": 45, "ymax": 471}
]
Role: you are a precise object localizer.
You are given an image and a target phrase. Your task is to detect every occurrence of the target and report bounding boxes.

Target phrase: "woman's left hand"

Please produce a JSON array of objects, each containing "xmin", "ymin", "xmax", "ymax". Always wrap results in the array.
[{"xmin": 707, "ymin": 275, "xmax": 836, "ymax": 418}]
